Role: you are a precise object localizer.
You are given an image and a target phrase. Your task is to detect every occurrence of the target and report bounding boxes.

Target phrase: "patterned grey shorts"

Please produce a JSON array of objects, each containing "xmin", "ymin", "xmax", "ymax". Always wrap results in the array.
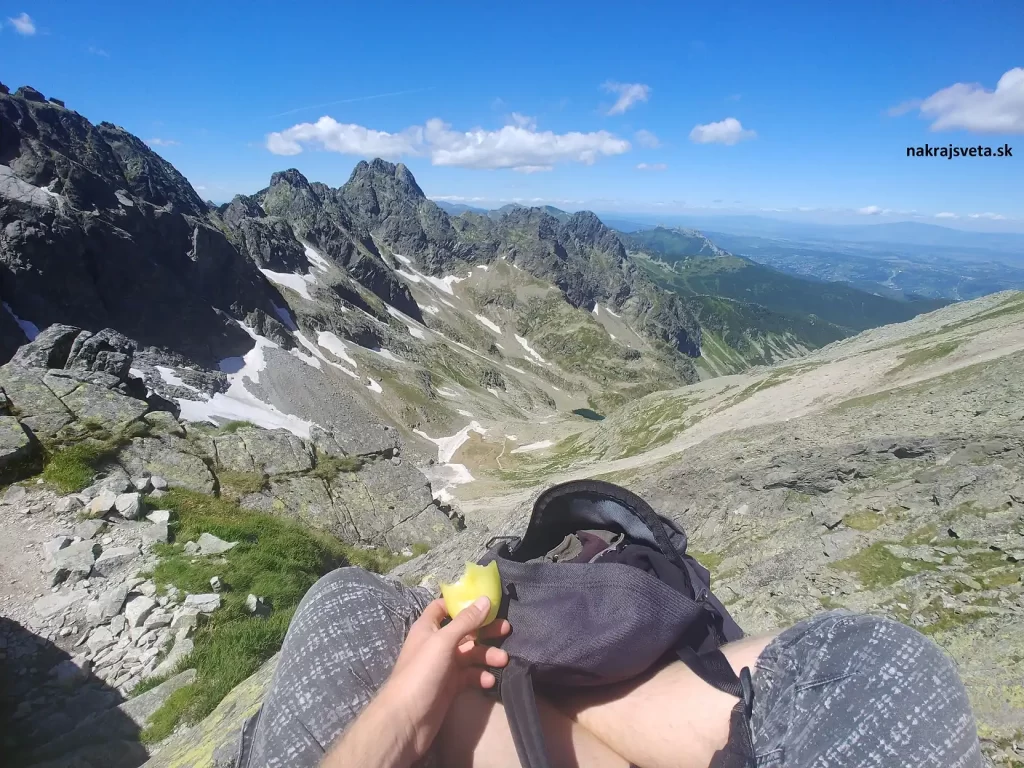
[{"xmin": 236, "ymin": 568, "xmax": 982, "ymax": 768}]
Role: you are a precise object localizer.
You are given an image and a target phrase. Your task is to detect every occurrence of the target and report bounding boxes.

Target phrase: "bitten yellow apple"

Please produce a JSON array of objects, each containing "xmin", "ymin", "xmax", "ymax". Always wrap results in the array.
[{"xmin": 440, "ymin": 561, "xmax": 501, "ymax": 625}]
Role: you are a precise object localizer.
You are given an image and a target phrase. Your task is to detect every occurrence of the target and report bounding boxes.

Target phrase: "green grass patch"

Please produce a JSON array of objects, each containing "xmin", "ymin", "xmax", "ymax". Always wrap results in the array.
[
  {"xmin": 41, "ymin": 420, "xmax": 152, "ymax": 493},
  {"xmin": 689, "ymin": 550, "xmax": 725, "ymax": 572},
  {"xmin": 309, "ymin": 455, "xmax": 365, "ymax": 481},
  {"xmin": 919, "ymin": 606, "xmax": 987, "ymax": 636},
  {"xmin": 130, "ymin": 671, "xmax": 172, "ymax": 697},
  {"xmin": 902, "ymin": 524, "xmax": 939, "ymax": 545},
  {"xmin": 141, "ymin": 488, "xmax": 421, "ymax": 741},
  {"xmin": 844, "ymin": 506, "xmax": 905, "ymax": 531},
  {"xmin": 889, "ymin": 340, "xmax": 961, "ymax": 375},
  {"xmin": 217, "ymin": 420, "xmax": 255, "ymax": 434},
  {"xmin": 843, "ymin": 510, "xmax": 886, "ymax": 531},
  {"xmin": 217, "ymin": 470, "xmax": 268, "ymax": 499},
  {"xmin": 829, "ymin": 542, "xmax": 940, "ymax": 589},
  {"xmin": 983, "ymin": 569, "xmax": 1024, "ymax": 589}
]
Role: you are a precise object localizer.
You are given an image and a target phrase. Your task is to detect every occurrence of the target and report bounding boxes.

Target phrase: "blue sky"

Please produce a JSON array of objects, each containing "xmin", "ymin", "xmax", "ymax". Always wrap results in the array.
[{"xmin": 3, "ymin": 1, "xmax": 1023, "ymax": 230}]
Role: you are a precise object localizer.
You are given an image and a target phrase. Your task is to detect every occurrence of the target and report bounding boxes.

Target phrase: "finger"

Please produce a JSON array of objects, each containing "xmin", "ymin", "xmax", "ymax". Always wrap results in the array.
[
  {"xmin": 478, "ymin": 619, "xmax": 511, "ymax": 640},
  {"xmin": 462, "ymin": 667, "xmax": 497, "ymax": 689},
  {"xmin": 458, "ymin": 643, "xmax": 509, "ymax": 669},
  {"xmin": 416, "ymin": 599, "xmax": 449, "ymax": 629},
  {"xmin": 439, "ymin": 596, "xmax": 493, "ymax": 644},
  {"xmin": 456, "ymin": 618, "xmax": 509, "ymax": 649}
]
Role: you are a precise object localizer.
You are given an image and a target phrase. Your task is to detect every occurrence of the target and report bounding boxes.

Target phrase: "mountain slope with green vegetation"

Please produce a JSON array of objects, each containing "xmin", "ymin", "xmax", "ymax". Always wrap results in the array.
[
  {"xmin": 622, "ymin": 227, "xmax": 949, "ymax": 333},
  {"xmin": 616, "ymin": 227, "xmax": 951, "ymax": 373}
]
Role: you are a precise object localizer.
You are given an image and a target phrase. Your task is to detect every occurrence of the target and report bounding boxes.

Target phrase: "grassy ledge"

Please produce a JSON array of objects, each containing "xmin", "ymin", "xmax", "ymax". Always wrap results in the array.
[
  {"xmin": 139, "ymin": 488, "xmax": 424, "ymax": 742},
  {"xmin": 41, "ymin": 419, "xmax": 150, "ymax": 493}
]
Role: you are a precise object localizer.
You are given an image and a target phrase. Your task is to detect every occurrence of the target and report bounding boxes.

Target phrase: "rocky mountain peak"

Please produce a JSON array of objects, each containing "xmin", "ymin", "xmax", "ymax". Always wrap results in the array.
[
  {"xmin": 13, "ymin": 85, "xmax": 46, "ymax": 102},
  {"xmin": 345, "ymin": 158, "xmax": 427, "ymax": 202},
  {"xmin": 268, "ymin": 168, "xmax": 311, "ymax": 190},
  {"xmin": 220, "ymin": 194, "xmax": 265, "ymax": 228},
  {"xmin": 564, "ymin": 210, "xmax": 627, "ymax": 257},
  {"xmin": 94, "ymin": 122, "xmax": 207, "ymax": 215}
]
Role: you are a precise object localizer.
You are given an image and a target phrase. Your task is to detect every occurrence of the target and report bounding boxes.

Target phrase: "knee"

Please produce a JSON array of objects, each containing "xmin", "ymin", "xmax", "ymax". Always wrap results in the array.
[
  {"xmin": 296, "ymin": 566, "xmax": 394, "ymax": 615},
  {"xmin": 802, "ymin": 611, "xmax": 965, "ymax": 685}
]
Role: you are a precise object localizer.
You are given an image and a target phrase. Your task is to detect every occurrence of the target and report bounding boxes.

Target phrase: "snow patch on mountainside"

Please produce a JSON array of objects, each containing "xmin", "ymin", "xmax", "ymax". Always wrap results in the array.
[
  {"xmin": 317, "ymin": 331, "xmax": 359, "ymax": 368},
  {"xmin": 3, "ymin": 301, "xmax": 39, "ymax": 341},
  {"xmin": 475, "ymin": 314, "xmax": 502, "ymax": 334},
  {"xmin": 414, "ymin": 421, "xmax": 487, "ymax": 498},
  {"xmin": 393, "ymin": 256, "xmax": 466, "ymax": 295},
  {"xmin": 176, "ymin": 323, "xmax": 316, "ymax": 437},
  {"xmin": 272, "ymin": 304, "xmax": 298, "ymax": 331},
  {"xmin": 155, "ymin": 366, "xmax": 203, "ymax": 395},
  {"xmin": 511, "ymin": 440, "xmax": 554, "ymax": 454},
  {"xmin": 514, "ymin": 335, "xmax": 547, "ymax": 365},
  {"xmin": 414, "ymin": 420, "xmax": 486, "ymax": 464},
  {"xmin": 294, "ymin": 331, "xmax": 358, "ymax": 378},
  {"xmin": 260, "ymin": 268, "xmax": 316, "ymax": 300},
  {"xmin": 371, "ymin": 348, "xmax": 403, "ymax": 363},
  {"xmin": 366, "ymin": 377, "xmax": 383, "ymax": 393},
  {"xmin": 304, "ymin": 244, "xmax": 331, "ymax": 272}
]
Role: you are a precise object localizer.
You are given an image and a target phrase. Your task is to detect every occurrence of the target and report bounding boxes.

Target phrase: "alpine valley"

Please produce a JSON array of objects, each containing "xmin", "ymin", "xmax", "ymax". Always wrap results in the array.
[{"xmin": 2, "ymin": 85, "xmax": 1023, "ymax": 767}]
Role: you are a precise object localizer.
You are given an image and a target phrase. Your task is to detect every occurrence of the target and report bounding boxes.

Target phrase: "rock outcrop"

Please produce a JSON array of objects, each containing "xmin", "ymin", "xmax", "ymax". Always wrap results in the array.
[
  {"xmin": 0, "ymin": 87, "xmax": 295, "ymax": 368},
  {"xmin": 0, "ymin": 328, "xmax": 458, "ymax": 550}
]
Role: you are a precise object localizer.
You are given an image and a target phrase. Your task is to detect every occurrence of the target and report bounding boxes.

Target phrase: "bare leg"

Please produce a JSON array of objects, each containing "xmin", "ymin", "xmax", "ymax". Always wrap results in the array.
[
  {"xmin": 551, "ymin": 633, "xmax": 775, "ymax": 768},
  {"xmin": 436, "ymin": 690, "xmax": 630, "ymax": 768}
]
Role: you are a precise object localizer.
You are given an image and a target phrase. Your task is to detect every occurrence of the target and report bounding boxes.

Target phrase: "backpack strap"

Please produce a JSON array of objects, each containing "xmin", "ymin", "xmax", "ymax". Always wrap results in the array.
[
  {"xmin": 677, "ymin": 648, "xmax": 756, "ymax": 768},
  {"xmin": 498, "ymin": 657, "xmax": 553, "ymax": 768}
]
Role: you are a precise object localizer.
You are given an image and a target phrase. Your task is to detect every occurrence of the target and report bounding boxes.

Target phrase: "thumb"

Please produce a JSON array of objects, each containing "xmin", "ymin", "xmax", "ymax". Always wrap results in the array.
[{"xmin": 440, "ymin": 596, "xmax": 493, "ymax": 643}]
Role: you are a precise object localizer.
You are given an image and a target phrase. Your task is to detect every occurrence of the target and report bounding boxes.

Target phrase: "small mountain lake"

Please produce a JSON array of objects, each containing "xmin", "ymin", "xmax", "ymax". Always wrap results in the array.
[{"xmin": 572, "ymin": 408, "xmax": 605, "ymax": 421}]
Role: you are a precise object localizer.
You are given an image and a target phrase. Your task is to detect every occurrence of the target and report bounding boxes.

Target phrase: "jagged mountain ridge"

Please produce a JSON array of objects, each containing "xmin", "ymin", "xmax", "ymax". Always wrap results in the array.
[{"xmin": 0, "ymin": 85, "xmax": 292, "ymax": 368}]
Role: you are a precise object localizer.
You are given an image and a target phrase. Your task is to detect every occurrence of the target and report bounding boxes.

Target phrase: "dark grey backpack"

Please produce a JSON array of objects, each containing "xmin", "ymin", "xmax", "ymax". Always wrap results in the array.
[{"xmin": 477, "ymin": 479, "xmax": 755, "ymax": 768}]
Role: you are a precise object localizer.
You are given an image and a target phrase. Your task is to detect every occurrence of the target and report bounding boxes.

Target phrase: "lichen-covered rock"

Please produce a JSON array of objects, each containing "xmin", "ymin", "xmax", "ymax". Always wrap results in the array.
[
  {"xmin": 143, "ymin": 410, "xmax": 186, "ymax": 437},
  {"xmin": 141, "ymin": 655, "xmax": 278, "ymax": 768},
  {"xmin": 211, "ymin": 427, "xmax": 313, "ymax": 475},
  {"xmin": 65, "ymin": 328, "xmax": 136, "ymax": 381},
  {"xmin": 9, "ymin": 323, "xmax": 83, "ymax": 368},
  {"xmin": 0, "ymin": 413, "xmax": 38, "ymax": 480},
  {"xmin": 117, "ymin": 436, "xmax": 216, "ymax": 493},
  {"xmin": 0, "ymin": 365, "xmax": 74, "ymax": 437},
  {"xmin": 60, "ymin": 382, "xmax": 148, "ymax": 428},
  {"xmin": 244, "ymin": 474, "xmax": 359, "ymax": 542}
]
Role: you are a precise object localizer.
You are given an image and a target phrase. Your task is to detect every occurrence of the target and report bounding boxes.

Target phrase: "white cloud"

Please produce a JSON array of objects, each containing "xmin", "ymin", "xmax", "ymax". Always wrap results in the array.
[
  {"xmin": 602, "ymin": 82, "xmax": 651, "ymax": 115},
  {"xmin": 431, "ymin": 195, "xmax": 488, "ymax": 202},
  {"xmin": 634, "ymin": 129, "xmax": 660, "ymax": 148},
  {"xmin": 146, "ymin": 138, "xmax": 180, "ymax": 147},
  {"xmin": 689, "ymin": 117, "xmax": 756, "ymax": 145},
  {"xmin": 87, "ymin": 45, "xmax": 109, "ymax": 57},
  {"xmin": 267, "ymin": 116, "xmax": 630, "ymax": 171},
  {"xmin": 266, "ymin": 117, "xmax": 422, "ymax": 158},
  {"xmin": 8, "ymin": 12, "xmax": 35, "ymax": 35},
  {"xmin": 509, "ymin": 112, "xmax": 537, "ymax": 130},
  {"xmin": 636, "ymin": 162, "xmax": 667, "ymax": 171},
  {"xmin": 857, "ymin": 205, "xmax": 883, "ymax": 215},
  {"xmin": 935, "ymin": 212, "xmax": 959, "ymax": 219},
  {"xmin": 968, "ymin": 212, "xmax": 1006, "ymax": 220},
  {"xmin": 905, "ymin": 68, "xmax": 1024, "ymax": 133}
]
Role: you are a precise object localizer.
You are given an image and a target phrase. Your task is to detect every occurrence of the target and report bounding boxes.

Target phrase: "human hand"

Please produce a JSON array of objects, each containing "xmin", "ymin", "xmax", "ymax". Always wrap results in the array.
[{"xmin": 378, "ymin": 596, "xmax": 511, "ymax": 761}]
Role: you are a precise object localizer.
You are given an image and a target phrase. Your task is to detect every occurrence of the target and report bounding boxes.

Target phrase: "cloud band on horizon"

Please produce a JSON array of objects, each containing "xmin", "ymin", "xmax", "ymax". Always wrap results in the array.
[{"xmin": 266, "ymin": 116, "xmax": 631, "ymax": 172}]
